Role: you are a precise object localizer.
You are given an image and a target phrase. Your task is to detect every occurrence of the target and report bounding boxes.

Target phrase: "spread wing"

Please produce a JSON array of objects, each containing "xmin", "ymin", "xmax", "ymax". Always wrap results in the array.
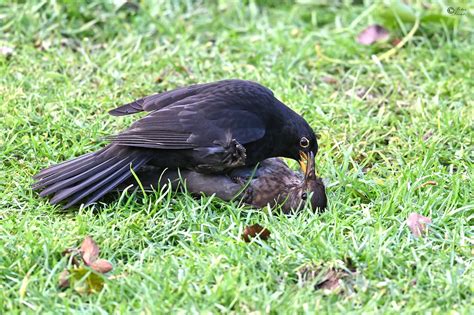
[{"xmin": 107, "ymin": 80, "xmax": 273, "ymax": 149}]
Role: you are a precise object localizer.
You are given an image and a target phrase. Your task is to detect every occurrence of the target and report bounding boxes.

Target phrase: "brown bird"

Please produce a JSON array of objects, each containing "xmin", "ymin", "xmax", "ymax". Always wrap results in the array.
[{"xmin": 120, "ymin": 152, "xmax": 327, "ymax": 213}]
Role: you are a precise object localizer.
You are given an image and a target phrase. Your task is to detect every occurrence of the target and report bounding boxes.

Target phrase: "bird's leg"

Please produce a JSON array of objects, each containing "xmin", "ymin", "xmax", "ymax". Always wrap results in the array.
[
  {"xmin": 195, "ymin": 137, "xmax": 246, "ymax": 172},
  {"xmin": 220, "ymin": 139, "xmax": 246, "ymax": 165}
]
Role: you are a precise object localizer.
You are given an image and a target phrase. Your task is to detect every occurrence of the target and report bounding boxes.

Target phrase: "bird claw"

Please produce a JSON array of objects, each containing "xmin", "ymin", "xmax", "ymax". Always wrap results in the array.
[
  {"xmin": 195, "ymin": 138, "xmax": 246, "ymax": 173},
  {"xmin": 222, "ymin": 139, "xmax": 246, "ymax": 167}
]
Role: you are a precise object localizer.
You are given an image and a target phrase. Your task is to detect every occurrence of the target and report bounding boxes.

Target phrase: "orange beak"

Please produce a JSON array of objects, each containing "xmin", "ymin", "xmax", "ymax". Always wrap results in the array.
[
  {"xmin": 300, "ymin": 151, "xmax": 316, "ymax": 179},
  {"xmin": 299, "ymin": 151, "xmax": 309, "ymax": 174}
]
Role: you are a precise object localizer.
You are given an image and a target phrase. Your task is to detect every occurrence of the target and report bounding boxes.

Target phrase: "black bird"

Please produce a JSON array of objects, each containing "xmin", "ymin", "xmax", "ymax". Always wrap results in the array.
[
  {"xmin": 120, "ymin": 154, "xmax": 327, "ymax": 213},
  {"xmin": 33, "ymin": 79, "xmax": 318, "ymax": 208}
]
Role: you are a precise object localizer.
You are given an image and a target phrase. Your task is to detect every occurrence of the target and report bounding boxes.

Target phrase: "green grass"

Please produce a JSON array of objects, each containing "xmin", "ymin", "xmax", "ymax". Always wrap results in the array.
[{"xmin": 1, "ymin": 0, "xmax": 473, "ymax": 313}]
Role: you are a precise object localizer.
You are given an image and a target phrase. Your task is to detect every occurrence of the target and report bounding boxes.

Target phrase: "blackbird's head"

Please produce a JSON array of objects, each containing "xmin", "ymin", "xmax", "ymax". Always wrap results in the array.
[
  {"xmin": 288, "ymin": 120, "xmax": 318, "ymax": 174},
  {"xmin": 284, "ymin": 152, "xmax": 327, "ymax": 213}
]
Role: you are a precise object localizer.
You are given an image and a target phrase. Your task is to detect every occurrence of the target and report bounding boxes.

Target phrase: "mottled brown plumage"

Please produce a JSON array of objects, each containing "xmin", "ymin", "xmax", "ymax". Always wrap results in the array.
[{"xmin": 120, "ymin": 155, "xmax": 327, "ymax": 213}]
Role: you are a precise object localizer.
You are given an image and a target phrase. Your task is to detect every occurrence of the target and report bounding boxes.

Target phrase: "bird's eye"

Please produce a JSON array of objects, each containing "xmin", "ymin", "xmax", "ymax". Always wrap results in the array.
[
  {"xmin": 300, "ymin": 137, "xmax": 310, "ymax": 148},
  {"xmin": 301, "ymin": 192, "xmax": 308, "ymax": 200}
]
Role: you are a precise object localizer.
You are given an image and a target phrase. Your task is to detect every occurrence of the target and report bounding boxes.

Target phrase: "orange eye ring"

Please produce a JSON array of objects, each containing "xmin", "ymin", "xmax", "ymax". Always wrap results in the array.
[{"xmin": 300, "ymin": 137, "xmax": 310, "ymax": 148}]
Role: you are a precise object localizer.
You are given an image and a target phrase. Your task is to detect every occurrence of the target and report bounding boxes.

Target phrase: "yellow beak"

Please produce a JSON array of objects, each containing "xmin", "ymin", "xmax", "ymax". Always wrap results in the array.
[{"xmin": 299, "ymin": 151, "xmax": 308, "ymax": 174}]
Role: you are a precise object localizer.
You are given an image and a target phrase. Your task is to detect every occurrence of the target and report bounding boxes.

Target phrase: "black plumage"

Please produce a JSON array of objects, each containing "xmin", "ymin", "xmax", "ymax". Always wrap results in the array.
[{"xmin": 33, "ymin": 79, "xmax": 318, "ymax": 208}]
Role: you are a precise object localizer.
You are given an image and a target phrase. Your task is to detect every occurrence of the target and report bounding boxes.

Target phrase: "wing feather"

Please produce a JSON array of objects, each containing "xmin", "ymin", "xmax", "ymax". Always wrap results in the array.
[{"xmin": 108, "ymin": 80, "xmax": 272, "ymax": 149}]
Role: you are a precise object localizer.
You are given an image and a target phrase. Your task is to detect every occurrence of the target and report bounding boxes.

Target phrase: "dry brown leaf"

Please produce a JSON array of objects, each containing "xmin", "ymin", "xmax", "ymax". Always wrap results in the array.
[
  {"xmin": 357, "ymin": 24, "xmax": 390, "ymax": 45},
  {"xmin": 63, "ymin": 236, "xmax": 112, "ymax": 273},
  {"xmin": 89, "ymin": 259, "xmax": 113, "ymax": 274},
  {"xmin": 242, "ymin": 224, "xmax": 271, "ymax": 242},
  {"xmin": 80, "ymin": 236, "xmax": 100, "ymax": 265},
  {"xmin": 59, "ymin": 237, "xmax": 113, "ymax": 292},
  {"xmin": 297, "ymin": 263, "xmax": 356, "ymax": 293},
  {"xmin": 407, "ymin": 213, "xmax": 432, "ymax": 237},
  {"xmin": 314, "ymin": 269, "xmax": 340, "ymax": 290},
  {"xmin": 58, "ymin": 270, "xmax": 70, "ymax": 289}
]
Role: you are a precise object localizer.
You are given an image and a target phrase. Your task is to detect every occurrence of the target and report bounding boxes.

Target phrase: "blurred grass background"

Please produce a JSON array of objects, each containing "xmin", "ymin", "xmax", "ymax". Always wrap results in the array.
[{"xmin": 0, "ymin": 0, "xmax": 472, "ymax": 313}]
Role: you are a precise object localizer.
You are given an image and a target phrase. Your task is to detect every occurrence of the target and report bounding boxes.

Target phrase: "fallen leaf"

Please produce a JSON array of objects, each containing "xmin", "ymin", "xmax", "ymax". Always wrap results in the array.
[
  {"xmin": 58, "ymin": 270, "xmax": 70, "ymax": 289},
  {"xmin": 315, "ymin": 268, "xmax": 340, "ymax": 290},
  {"xmin": 69, "ymin": 267, "xmax": 105, "ymax": 295},
  {"xmin": 242, "ymin": 224, "xmax": 271, "ymax": 242},
  {"xmin": 297, "ymin": 262, "xmax": 356, "ymax": 293},
  {"xmin": 407, "ymin": 212, "xmax": 432, "ymax": 237},
  {"xmin": 357, "ymin": 24, "xmax": 390, "ymax": 45},
  {"xmin": 59, "ymin": 237, "xmax": 113, "ymax": 291},
  {"xmin": 80, "ymin": 236, "xmax": 100, "ymax": 265},
  {"xmin": 89, "ymin": 259, "xmax": 113, "ymax": 274}
]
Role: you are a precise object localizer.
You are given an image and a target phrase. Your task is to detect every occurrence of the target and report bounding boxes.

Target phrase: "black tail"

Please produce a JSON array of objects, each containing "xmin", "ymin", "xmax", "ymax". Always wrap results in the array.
[{"xmin": 33, "ymin": 145, "xmax": 151, "ymax": 209}]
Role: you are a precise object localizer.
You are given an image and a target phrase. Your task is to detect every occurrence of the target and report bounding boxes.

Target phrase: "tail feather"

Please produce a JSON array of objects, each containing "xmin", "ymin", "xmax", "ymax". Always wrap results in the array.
[
  {"xmin": 33, "ymin": 152, "xmax": 97, "ymax": 179},
  {"xmin": 66, "ymin": 158, "xmax": 148, "ymax": 208},
  {"xmin": 33, "ymin": 145, "xmax": 151, "ymax": 208},
  {"xmin": 50, "ymin": 157, "xmax": 132, "ymax": 206},
  {"xmin": 44, "ymin": 157, "xmax": 128, "ymax": 200},
  {"xmin": 33, "ymin": 154, "xmax": 116, "ymax": 191}
]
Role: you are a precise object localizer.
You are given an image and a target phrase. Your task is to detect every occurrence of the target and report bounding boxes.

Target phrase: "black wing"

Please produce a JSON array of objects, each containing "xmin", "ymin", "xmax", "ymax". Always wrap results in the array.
[
  {"xmin": 109, "ymin": 79, "xmax": 273, "ymax": 116},
  {"xmin": 107, "ymin": 80, "xmax": 274, "ymax": 149}
]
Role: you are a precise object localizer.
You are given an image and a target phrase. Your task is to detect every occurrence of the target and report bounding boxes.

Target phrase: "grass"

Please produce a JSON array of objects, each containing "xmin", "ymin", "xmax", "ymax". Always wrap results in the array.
[{"xmin": 1, "ymin": 0, "xmax": 473, "ymax": 313}]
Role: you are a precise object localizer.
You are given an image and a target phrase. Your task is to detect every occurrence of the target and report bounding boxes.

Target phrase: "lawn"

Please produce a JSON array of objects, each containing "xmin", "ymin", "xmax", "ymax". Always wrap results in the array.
[{"xmin": 0, "ymin": 0, "xmax": 473, "ymax": 313}]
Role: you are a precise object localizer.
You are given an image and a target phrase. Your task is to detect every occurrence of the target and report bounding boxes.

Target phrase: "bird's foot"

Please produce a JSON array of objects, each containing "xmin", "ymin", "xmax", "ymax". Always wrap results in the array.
[{"xmin": 222, "ymin": 139, "xmax": 246, "ymax": 167}]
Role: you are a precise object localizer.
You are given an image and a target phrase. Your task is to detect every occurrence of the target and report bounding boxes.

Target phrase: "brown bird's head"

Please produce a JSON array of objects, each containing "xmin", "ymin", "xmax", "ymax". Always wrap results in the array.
[{"xmin": 284, "ymin": 152, "xmax": 327, "ymax": 213}]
